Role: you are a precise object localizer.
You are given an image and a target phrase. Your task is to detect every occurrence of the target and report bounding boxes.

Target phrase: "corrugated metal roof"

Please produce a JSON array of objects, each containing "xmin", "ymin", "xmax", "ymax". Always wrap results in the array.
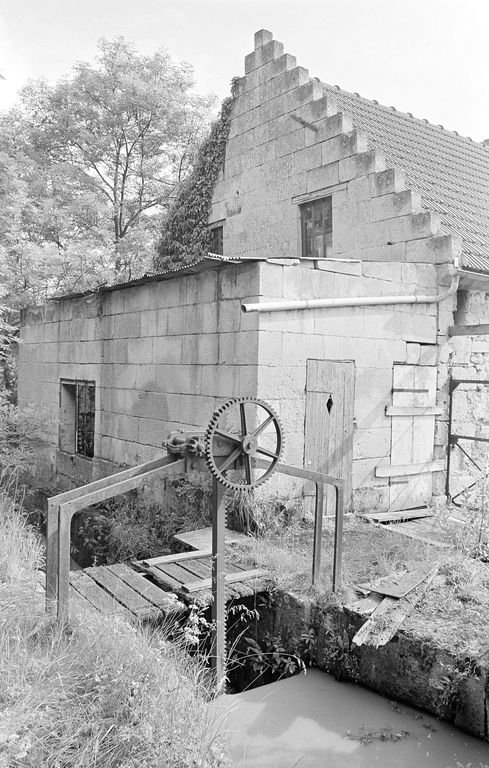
[
  {"xmin": 320, "ymin": 82, "xmax": 489, "ymax": 274},
  {"xmin": 51, "ymin": 254, "xmax": 245, "ymax": 301}
]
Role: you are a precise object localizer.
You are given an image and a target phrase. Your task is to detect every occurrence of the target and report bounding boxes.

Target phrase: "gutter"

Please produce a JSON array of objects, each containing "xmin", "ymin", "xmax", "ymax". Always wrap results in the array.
[{"xmin": 241, "ymin": 262, "xmax": 460, "ymax": 314}]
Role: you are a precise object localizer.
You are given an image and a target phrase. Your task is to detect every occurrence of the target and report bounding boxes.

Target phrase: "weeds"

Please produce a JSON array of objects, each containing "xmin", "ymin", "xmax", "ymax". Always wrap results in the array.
[
  {"xmin": 0, "ymin": 398, "xmax": 51, "ymax": 491},
  {"xmin": 0, "ymin": 490, "xmax": 228, "ymax": 768},
  {"xmin": 71, "ymin": 473, "xmax": 213, "ymax": 566},
  {"xmin": 345, "ymin": 724, "xmax": 410, "ymax": 744}
]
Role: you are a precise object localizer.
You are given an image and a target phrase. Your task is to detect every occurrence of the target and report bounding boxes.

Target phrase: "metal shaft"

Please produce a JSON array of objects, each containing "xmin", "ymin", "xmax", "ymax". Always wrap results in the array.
[{"xmin": 210, "ymin": 477, "xmax": 226, "ymax": 688}]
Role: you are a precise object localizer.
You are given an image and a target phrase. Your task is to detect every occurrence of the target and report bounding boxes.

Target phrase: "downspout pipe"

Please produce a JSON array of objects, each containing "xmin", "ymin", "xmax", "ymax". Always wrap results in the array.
[{"xmin": 241, "ymin": 266, "xmax": 460, "ymax": 314}]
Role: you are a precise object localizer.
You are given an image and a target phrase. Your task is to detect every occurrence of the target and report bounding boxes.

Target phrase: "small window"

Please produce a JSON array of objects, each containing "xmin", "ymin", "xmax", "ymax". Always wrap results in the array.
[
  {"xmin": 59, "ymin": 380, "xmax": 95, "ymax": 458},
  {"xmin": 209, "ymin": 225, "xmax": 223, "ymax": 256},
  {"xmin": 300, "ymin": 197, "xmax": 332, "ymax": 258}
]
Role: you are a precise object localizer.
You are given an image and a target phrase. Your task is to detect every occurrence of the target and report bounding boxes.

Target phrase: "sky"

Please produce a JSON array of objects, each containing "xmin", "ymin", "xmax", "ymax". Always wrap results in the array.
[{"xmin": 0, "ymin": 0, "xmax": 488, "ymax": 141}]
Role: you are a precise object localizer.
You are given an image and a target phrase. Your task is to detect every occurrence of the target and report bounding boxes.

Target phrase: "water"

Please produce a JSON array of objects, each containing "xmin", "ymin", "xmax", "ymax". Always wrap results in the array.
[{"xmin": 213, "ymin": 669, "xmax": 489, "ymax": 768}]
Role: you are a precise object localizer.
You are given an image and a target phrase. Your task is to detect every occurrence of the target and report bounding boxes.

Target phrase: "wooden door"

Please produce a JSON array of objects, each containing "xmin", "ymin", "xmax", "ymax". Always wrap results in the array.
[
  {"xmin": 388, "ymin": 364, "xmax": 437, "ymax": 511},
  {"xmin": 304, "ymin": 359, "xmax": 355, "ymax": 510}
]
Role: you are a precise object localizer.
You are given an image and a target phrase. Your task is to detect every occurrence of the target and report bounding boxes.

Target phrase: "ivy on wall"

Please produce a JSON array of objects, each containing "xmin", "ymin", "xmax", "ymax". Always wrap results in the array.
[{"xmin": 154, "ymin": 80, "xmax": 238, "ymax": 271}]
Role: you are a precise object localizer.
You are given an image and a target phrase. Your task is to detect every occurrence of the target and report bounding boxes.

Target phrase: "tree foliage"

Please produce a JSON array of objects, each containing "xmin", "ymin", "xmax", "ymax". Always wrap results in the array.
[{"xmin": 0, "ymin": 37, "xmax": 215, "ymax": 309}]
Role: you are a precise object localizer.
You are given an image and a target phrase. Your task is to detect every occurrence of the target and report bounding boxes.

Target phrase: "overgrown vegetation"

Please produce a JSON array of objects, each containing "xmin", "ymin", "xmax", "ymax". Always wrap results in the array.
[
  {"xmin": 72, "ymin": 473, "xmax": 213, "ymax": 566},
  {"xmin": 0, "ymin": 489, "xmax": 228, "ymax": 767},
  {"xmin": 0, "ymin": 397, "xmax": 50, "ymax": 491},
  {"xmin": 154, "ymin": 84, "xmax": 237, "ymax": 271}
]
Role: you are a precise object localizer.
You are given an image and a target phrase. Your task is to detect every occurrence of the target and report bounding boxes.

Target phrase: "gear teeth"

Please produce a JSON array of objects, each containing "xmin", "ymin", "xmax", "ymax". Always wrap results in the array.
[{"xmin": 204, "ymin": 397, "xmax": 284, "ymax": 491}]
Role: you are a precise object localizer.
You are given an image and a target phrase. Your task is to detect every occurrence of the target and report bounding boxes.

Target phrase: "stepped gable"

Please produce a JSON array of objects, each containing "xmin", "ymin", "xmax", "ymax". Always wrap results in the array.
[{"xmin": 319, "ymin": 81, "xmax": 489, "ymax": 273}]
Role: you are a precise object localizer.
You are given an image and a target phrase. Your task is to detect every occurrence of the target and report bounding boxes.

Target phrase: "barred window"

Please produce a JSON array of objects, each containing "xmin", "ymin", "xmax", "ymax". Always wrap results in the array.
[
  {"xmin": 59, "ymin": 380, "xmax": 95, "ymax": 458},
  {"xmin": 300, "ymin": 197, "xmax": 333, "ymax": 259}
]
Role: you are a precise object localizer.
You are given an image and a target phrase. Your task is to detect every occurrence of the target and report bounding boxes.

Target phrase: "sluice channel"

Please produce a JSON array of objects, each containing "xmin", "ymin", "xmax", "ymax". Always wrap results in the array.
[{"xmin": 215, "ymin": 668, "xmax": 489, "ymax": 768}]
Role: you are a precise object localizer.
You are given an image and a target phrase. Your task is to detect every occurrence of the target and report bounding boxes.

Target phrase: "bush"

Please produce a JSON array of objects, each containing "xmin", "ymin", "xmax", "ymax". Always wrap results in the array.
[
  {"xmin": 0, "ymin": 398, "xmax": 51, "ymax": 490},
  {"xmin": 72, "ymin": 473, "xmax": 213, "ymax": 566}
]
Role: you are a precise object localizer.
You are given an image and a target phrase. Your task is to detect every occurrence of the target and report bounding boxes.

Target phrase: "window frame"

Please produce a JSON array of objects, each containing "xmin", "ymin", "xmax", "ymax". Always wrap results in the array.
[
  {"xmin": 208, "ymin": 221, "xmax": 224, "ymax": 256},
  {"xmin": 59, "ymin": 379, "xmax": 96, "ymax": 459},
  {"xmin": 299, "ymin": 196, "xmax": 333, "ymax": 259}
]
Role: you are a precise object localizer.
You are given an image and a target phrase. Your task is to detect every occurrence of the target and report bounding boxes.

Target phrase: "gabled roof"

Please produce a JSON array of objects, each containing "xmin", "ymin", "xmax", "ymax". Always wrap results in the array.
[{"xmin": 320, "ymin": 82, "xmax": 489, "ymax": 273}]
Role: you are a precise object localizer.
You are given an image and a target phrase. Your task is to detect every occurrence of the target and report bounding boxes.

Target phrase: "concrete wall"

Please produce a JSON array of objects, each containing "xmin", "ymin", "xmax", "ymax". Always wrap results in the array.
[{"xmin": 18, "ymin": 265, "xmax": 261, "ymax": 486}]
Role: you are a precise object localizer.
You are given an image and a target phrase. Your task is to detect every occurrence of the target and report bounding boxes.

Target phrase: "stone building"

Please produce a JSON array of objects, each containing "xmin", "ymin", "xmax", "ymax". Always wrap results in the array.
[{"xmin": 18, "ymin": 30, "xmax": 489, "ymax": 513}]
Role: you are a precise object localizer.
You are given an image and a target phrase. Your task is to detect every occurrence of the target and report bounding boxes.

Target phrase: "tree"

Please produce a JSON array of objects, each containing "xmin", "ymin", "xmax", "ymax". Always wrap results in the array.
[
  {"xmin": 0, "ymin": 38, "xmax": 214, "ymax": 400},
  {"xmin": 18, "ymin": 37, "xmax": 214, "ymax": 278}
]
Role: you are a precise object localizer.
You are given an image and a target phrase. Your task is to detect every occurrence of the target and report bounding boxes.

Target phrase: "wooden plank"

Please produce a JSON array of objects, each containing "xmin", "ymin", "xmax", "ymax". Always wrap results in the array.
[
  {"xmin": 305, "ymin": 359, "xmax": 354, "ymax": 511},
  {"xmin": 375, "ymin": 459, "xmax": 445, "ymax": 477},
  {"xmin": 189, "ymin": 559, "xmax": 243, "ymax": 599},
  {"xmin": 138, "ymin": 550, "xmax": 212, "ymax": 567},
  {"xmin": 386, "ymin": 406, "xmax": 443, "ymax": 417},
  {"xmin": 356, "ymin": 563, "xmax": 435, "ymax": 598},
  {"xmin": 106, "ymin": 564, "xmax": 180, "ymax": 613},
  {"xmin": 176, "ymin": 558, "xmax": 212, "ymax": 579},
  {"xmin": 152, "ymin": 561, "xmax": 194, "ymax": 585},
  {"xmin": 389, "ymin": 365, "xmax": 438, "ymax": 511},
  {"xmin": 386, "ymin": 522, "xmax": 451, "ymax": 548},
  {"xmin": 173, "ymin": 527, "xmax": 249, "ymax": 550},
  {"xmin": 84, "ymin": 566, "xmax": 160, "ymax": 621},
  {"xmin": 449, "ymin": 323, "xmax": 489, "ymax": 337},
  {"xmin": 352, "ymin": 568, "xmax": 437, "ymax": 648},
  {"xmin": 346, "ymin": 593, "xmax": 383, "ymax": 616},
  {"xmin": 182, "ymin": 568, "xmax": 269, "ymax": 594},
  {"xmin": 145, "ymin": 566, "xmax": 186, "ymax": 593},
  {"xmin": 361, "ymin": 509, "xmax": 433, "ymax": 523},
  {"xmin": 225, "ymin": 561, "xmax": 253, "ymax": 596},
  {"xmin": 69, "ymin": 570, "xmax": 127, "ymax": 617}
]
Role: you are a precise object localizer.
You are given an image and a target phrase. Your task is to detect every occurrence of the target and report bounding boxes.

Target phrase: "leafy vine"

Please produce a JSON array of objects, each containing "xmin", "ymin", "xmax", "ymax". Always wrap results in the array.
[{"xmin": 154, "ymin": 79, "xmax": 239, "ymax": 271}]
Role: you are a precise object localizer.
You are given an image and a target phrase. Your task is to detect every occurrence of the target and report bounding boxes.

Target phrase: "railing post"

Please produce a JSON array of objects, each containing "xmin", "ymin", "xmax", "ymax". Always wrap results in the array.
[
  {"xmin": 57, "ymin": 507, "xmax": 73, "ymax": 622},
  {"xmin": 312, "ymin": 482, "xmax": 324, "ymax": 586},
  {"xmin": 210, "ymin": 477, "xmax": 226, "ymax": 689},
  {"xmin": 46, "ymin": 498, "xmax": 59, "ymax": 612},
  {"xmin": 332, "ymin": 484, "xmax": 344, "ymax": 592}
]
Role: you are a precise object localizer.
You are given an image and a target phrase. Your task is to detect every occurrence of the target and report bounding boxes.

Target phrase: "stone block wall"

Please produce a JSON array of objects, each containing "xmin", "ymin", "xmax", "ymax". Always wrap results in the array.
[
  {"xmin": 254, "ymin": 261, "xmax": 454, "ymax": 510},
  {"xmin": 207, "ymin": 28, "xmax": 461, "ymax": 509},
  {"xmin": 210, "ymin": 29, "xmax": 461, "ymax": 276},
  {"xmin": 18, "ymin": 265, "xmax": 261, "ymax": 486},
  {"xmin": 447, "ymin": 290, "xmax": 489, "ymax": 498}
]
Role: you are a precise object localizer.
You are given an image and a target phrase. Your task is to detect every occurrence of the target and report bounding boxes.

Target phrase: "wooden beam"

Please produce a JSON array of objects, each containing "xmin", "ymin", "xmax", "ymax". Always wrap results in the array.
[
  {"xmin": 449, "ymin": 324, "xmax": 489, "ymax": 337},
  {"xmin": 182, "ymin": 568, "xmax": 269, "ymax": 593},
  {"xmin": 352, "ymin": 568, "xmax": 437, "ymax": 648},
  {"xmin": 375, "ymin": 459, "xmax": 445, "ymax": 478},
  {"xmin": 361, "ymin": 509, "xmax": 432, "ymax": 524},
  {"xmin": 385, "ymin": 406, "xmax": 443, "ymax": 417},
  {"xmin": 139, "ymin": 550, "xmax": 212, "ymax": 568}
]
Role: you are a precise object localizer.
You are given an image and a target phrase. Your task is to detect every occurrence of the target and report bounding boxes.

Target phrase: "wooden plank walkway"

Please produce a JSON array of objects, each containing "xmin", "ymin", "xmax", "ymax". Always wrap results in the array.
[
  {"xmin": 173, "ymin": 526, "xmax": 250, "ymax": 550},
  {"xmin": 361, "ymin": 507, "xmax": 453, "ymax": 548},
  {"xmin": 67, "ymin": 563, "xmax": 182, "ymax": 621},
  {"xmin": 40, "ymin": 526, "xmax": 270, "ymax": 618},
  {"xmin": 382, "ymin": 516, "xmax": 452, "ymax": 547},
  {"xmin": 134, "ymin": 551, "xmax": 270, "ymax": 603}
]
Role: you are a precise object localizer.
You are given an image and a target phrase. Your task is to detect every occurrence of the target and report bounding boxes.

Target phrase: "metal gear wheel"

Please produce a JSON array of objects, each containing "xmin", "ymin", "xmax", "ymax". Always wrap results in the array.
[{"xmin": 204, "ymin": 397, "xmax": 284, "ymax": 490}]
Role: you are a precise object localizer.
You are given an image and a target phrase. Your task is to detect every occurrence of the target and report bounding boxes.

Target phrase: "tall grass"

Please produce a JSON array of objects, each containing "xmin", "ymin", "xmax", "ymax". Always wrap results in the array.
[{"xmin": 0, "ymin": 491, "xmax": 228, "ymax": 768}]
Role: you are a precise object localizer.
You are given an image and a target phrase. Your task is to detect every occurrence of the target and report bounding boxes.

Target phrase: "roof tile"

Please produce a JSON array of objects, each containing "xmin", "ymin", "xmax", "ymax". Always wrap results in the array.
[{"xmin": 320, "ymin": 83, "xmax": 489, "ymax": 273}]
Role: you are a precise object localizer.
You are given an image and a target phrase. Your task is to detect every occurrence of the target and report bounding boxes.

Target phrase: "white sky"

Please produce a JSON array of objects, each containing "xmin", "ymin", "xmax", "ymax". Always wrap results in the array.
[{"xmin": 0, "ymin": 0, "xmax": 488, "ymax": 141}]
